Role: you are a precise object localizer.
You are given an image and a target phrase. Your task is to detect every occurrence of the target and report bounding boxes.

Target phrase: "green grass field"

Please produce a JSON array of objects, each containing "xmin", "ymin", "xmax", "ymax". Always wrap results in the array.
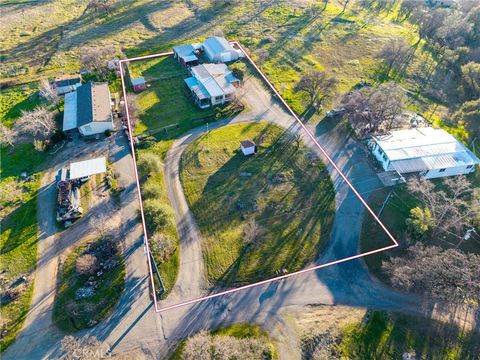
[
  {"xmin": 0, "ymin": 143, "xmax": 47, "ymax": 351},
  {"xmin": 0, "ymin": 83, "xmax": 42, "ymax": 128},
  {"xmin": 129, "ymin": 56, "xmax": 239, "ymax": 136},
  {"xmin": 180, "ymin": 122, "xmax": 335, "ymax": 286},
  {"xmin": 339, "ymin": 311, "xmax": 480, "ymax": 359},
  {"xmin": 52, "ymin": 237, "xmax": 125, "ymax": 332}
]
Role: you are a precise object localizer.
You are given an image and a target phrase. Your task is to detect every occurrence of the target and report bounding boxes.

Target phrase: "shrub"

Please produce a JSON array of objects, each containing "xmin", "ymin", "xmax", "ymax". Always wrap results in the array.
[
  {"xmin": 405, "ymin": 207, "xmax": 433, "ymax": 239},
  {"xmin": 75, "ymin": 254, "xmax": 98, "ymax": 275},
  {"xmin": 143, "ymin": 199, "xmax": 174, "ymax": 234},
  {"xmin": 151, "ymin": 233, "xmax": 176, "ymax": 262},
  {"xmin": 50, "ymin": 130, "xmax": 66, "ymax": 144},
  {"xmin": 137, "ymin": 152, "xmax": 162, "ymax": 177},
  {"xmin": 142, "ymin": 180, "xmax": 164, "ymax": 199}
]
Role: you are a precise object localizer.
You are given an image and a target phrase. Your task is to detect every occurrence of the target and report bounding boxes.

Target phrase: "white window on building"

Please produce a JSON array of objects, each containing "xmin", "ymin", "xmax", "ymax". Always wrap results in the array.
[
  {"xmin": 466, "ymin": 164, "xmax": 474, "ymax": 169},
  {"xmin": 439, "ymin": 168, "xmax": 446, "ymax": 172},
  {"xmin": 215, "ymin": 95, "xmax": 223, "ymax": 101}
]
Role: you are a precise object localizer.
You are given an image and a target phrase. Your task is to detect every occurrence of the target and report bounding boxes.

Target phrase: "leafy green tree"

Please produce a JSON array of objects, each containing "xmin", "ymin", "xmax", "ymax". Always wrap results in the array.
[
  {"xmin": 136, "ymin": 152, "xmax": 162, "ymax": 177},
  {"xmin": 453, "ymin": 98, "xmax": 480, "ymax": 136},
  {"xmin": 406, "ymin": 207, "xmax": 434, "ymax": 239},
  {"xmin": 143, "ymin": 199, "xmax": 173, "ymax": 234},
  {"xmin": 460, "ymin": 62, "xmax": 480, "ymax": 100}
]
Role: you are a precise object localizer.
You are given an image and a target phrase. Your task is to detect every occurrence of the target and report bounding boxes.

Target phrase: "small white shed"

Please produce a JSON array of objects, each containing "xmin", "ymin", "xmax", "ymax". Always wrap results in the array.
[{"xmin": 240, "ymin": 140, "xmax": 256, "ymax": 156}]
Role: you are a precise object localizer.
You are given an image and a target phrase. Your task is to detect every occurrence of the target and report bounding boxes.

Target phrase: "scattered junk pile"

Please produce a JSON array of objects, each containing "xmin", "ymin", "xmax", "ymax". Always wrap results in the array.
[{"xmin": 56, "ymin": 157, "xmax": 107, "ymax": 227}]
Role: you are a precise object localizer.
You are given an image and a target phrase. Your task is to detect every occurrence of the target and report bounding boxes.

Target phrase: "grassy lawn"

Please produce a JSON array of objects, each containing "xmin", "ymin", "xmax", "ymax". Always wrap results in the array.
[
  {"xmin": 0, "ymin": 83, "xmax": 42, "ymax": 128},
  {"xmin": 53, "ymin": 237, "xmax": 125, "ymax": 332},
  {"xmin": 360, "ymin": 172, "xmax": 480, "ymax": 282},
  {"xmin": 136, "ymin": 140, "xmax": 179, "ymax": 297},
  {"xmin": 0, "ymin": 143, "xmax": 47, "ymax": 352},
  {"xmin": 339, "ymin": 310, "xmax": 480, "ymax": 359},
  {"xmin": 128, "ymin": 56, "xmax": 216, "ymax": 135},
  {"xmin": 180, "ymin": 122, "xmax": 335, "ymax": 286},
  {"xmin": 170, "ymin": 323, "xmax": 276, "ymax": 360}
]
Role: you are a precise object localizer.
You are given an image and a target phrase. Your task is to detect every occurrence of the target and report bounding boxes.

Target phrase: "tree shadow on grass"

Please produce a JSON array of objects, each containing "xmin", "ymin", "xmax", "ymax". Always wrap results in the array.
[
  {"xmin": 341, "ymin": 310, "xmax": 480, "ymax": 359},
  {"xmin": 181, "ymin": 125, "xmax": 335, "ymax": 288}
]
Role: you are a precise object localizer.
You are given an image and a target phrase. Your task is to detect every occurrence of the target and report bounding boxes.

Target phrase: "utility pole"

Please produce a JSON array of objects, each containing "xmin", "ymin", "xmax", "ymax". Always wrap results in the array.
[
  {"xmin": 456, "ymin": 228, "xmax": 478, "ymax": 248},
  {"xmin": 206, "ymin": 122, "xmax": 209, "ymax": 148}
]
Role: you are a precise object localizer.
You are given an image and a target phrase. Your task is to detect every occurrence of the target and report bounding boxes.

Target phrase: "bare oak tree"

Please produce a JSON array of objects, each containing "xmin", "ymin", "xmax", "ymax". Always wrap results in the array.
[
  {"xmin": 382, "ymin": 244, "xmax": 480, "ymax": 305},
  {"xmin": 0, "ymin": 123, "xmax": 15, "ymax": 147},
  {"xmin": 151, "ymin": 233, "xmax": 175, "ymax": 262},
  {"xmin": 82, "ymin": 0, "xmax": 112, "ymax": 16},
  {"xmin": 81, "ymin": 46, "xmax": 116, "ymax": 80},
  {"xmin": 124, "ymin": 92, "xmax": 142, "ymax": 130},
  {"xmin": 411, "ymin": 7, "xmax": 448, "ymax": 41},
  {"xmin": 341, "ymin": 82, "xmax": 406, "ymax": 138},
  {"xmin": 38, "ymin": 79, "xmax": 59, "ymax": 108},
  {"xmin": 407, "ymin": 176, "xmax": 473, "ymax": 238},
  {"xmin": 243, "ymin": 218, "xmax": 261, "ymax": 245},
  {"xmin": 17, "ymin": 106, "xmax": 56, "ymax": 139},
  {"xmin": 293, "ymin": 70, "xmax": 337, "ymax": 111}
]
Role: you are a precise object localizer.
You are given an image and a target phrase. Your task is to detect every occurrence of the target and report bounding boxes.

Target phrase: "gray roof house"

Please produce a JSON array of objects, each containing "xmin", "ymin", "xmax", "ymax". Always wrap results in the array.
[
  {"xmin": 53, "ymin": 75, "xmax": 82, "ymax": 95},
  {"xmin": 63, "ymin": 82, "xmax": 114, "ymax": 136},
  {"xmin": 203, "ymin": 36, "xmax": 243, "ymax": 63},
  {"xmin": 184, "ymin": 63, "xmax": 239, "ymax": 108}
]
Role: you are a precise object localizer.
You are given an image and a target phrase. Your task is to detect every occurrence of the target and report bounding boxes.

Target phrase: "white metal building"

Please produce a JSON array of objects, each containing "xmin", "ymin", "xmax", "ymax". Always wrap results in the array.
[
  {"xmin": 69, "ymin": 157, "xmax": 107, "ymax": 180},
  {"xmin": 202, "ymin": 36, "xmax": 243, "ymax": 63},
  {"xmin": 370, "ymin": 127, "xmax": 479, "ymax": 179}
]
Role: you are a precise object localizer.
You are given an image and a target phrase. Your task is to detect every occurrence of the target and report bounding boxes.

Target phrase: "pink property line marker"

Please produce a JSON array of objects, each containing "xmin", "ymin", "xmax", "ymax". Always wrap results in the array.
[{"xmin": 118, "ymin": 42, "xmax": 399, "ymax": 314}]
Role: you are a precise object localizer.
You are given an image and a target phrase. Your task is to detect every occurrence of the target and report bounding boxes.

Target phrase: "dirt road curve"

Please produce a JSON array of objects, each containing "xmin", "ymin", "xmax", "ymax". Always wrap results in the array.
[{"xmin": 5, "ymin": 76, "xmax": 420, "ymax": 360}]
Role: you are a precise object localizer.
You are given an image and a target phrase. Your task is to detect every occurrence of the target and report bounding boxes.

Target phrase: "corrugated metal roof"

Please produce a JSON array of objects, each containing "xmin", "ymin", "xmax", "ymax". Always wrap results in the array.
[
  {"xmin": 203, "ymin": 36, "xmax": 234, "ymax": 56},
  {"xmin": 374, "ymin": 127, "xmax": 480, "ymax": 173},
  {"xmin": 131, "ymin": 77, "xmax": 145, "ymax": 86},
  {"xmin": 191, "ymin": 65, "xmax": 224, "ymax": 97},
  {"xmin": 190, "ymin": 64, "xmax": 237, "ymax": 98},
  {"xmin": 184, "ymin": 76, "xmax": 198, "ymax": 90},
  {"xmin": 173, "ymin": 43, "xmax": 202, "ymax": 58},
  {"xmin": 69, "ymin": 157, "xmax": 106, "ymax": 179},
  {"xmin": 63, "ymin": 91, "xmax": 77, "ymax": 131}
]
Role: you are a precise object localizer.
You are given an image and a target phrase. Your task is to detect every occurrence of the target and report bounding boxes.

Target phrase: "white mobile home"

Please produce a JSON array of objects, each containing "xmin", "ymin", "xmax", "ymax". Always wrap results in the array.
[
  {"xmin": 184, "ymin": 63, "xmax": 239, "ymax": 108},
  {"xmin": 369, "ymin": 127, "xmax": 479, "ymax": 179}
]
